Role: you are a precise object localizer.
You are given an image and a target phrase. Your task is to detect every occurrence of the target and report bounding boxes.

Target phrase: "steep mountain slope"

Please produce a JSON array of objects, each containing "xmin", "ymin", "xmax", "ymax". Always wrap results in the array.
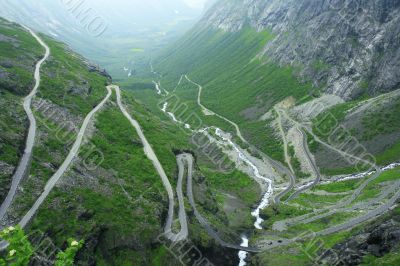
[
  {"xmin": 2, "ymin": 1, "xmax": 400, "ymax": 265},
  {"xmin": 150, "ymin": 0, "xmax": 400, "ymax": 172},
  {"xmin": 131, "ymin": 1, "xmax": 400, "ymax": 265},
  {"xmin": 204, "ymin": 0, "xmax": 400, "ymax": 99},
  {"xmin": 0, "ymin": 18, "xmax": 43, "ymax": 205},
  {"xmin": 0, "ymin": 0, "xmax": 206, "ymax": 81},
  {"xmin": 0, "ymin": 17, "xmax": 264, "ymax": 265}
]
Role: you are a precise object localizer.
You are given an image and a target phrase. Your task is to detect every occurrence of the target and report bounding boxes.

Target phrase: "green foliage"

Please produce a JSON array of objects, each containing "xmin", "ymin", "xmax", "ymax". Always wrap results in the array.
[
  {"xmin": 288, "ymin": 145, "xmax": 309, "ymax": 179},
  {"xmin": 31, "ymin": 103, "xmax": 166, "ymax": 233},
  {"xmin": 260, "ymin": 204, "xmax": 310, "ymax": 228},
  {"xmin": 0, "ymin": 19, "xmax": 43, "ymax": 95},
  {"xmin": 306, "ymin": 131, "xmax": 319, "ymax": 154},
  {"xmin": 200, "ymin": 167, "xmax": 260, "ymax": 206},
  {"xmin": 359, "ymin": 80, "xmax": 369, "ymax": 90},
  {"xmin": 290, "ymin": 193, "xmax": 344, "ymax": 209},
  {"xmin": 289, "ymin": 211, "xmax": 357, "ymax": 234},
  {"xmin": 312, "ymin": 94, "xmax": 400, "ymax": 167},
  {"xmin": 0, "ymin": 226, "xmax": 33, "ymax": 266},
  {"xmin": 137, "ymin": 27, "xmax": 315, "ymax": 161},
  {"xmin": 55, "ymin": 239, "xmax": 84, "ymax": 266},
  {"xmin": 312, "ymin": 101, "xmax": 358, "ymax": 141},
  {"xmin": 376, "ymin": 139, "xmax": 400, "ymax": 165},
  {"xmin": 0, "ymin": 227, "xmax": 83, "ymax": 266},
  {"xmin": 311, "ymin": 60, "xmax": 330, "ymax": 71},
  {"xmin": 316, "ymin": 179, "xmax": 359, "ymax": 193},
  {"xmin": 355, "ymin": 166, "xmax": 400, "ymax": 202},
  {"xmin": 241, "ymin": 119, "xmax": 284, "ymax": 162},
  {"xmin": 39, "ymin": 35, "xmax": 109, "ymax": 115},
  {"xmin": 361, "ymin": 97, "xmax": 400, "ymax": 141},
  {"xmin": 0, "ymin": 20, "xmax": 45, "ymax": 203},
  {"xmin": 121, "ymin": 90, "xmax": 193, "ymax": 177}
]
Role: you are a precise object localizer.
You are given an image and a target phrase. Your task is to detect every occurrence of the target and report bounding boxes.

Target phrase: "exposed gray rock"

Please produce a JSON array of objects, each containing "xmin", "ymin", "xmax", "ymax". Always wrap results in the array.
[
  {"xmin": 32, "ymin": 97, "xmax": 83, "ymax": 132},
  {"xmin": 0, "ymin": 161, "xmax": 14, "ymax": 177},
  {"xmin": 0, "ymin": 68, "xmax": 8, "ymax": 79},
  {"xmin": 0, "ymin": 60, "xmax": 14, "ymax": 68},
  {"xmin": 202, "ymin": 0, "xmax": 400, "ymax": 99},
  {"xmin": 0, "ymin": 161, "xmax": 15, "ymax": 203},
  {"xmin": 0, "ymin": 33, "xmax": 19, "ymax": 46},
  {"xmin": 320, "ymin": 210, "xmax": 400, "ymax": 265}
]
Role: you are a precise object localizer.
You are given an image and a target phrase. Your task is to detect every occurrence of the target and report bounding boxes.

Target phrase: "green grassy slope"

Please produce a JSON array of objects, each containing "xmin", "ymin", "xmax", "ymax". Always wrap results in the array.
[
  {"xmin": 0, "ymin": 18, "xmax": 43, "ymax": 203},
  {"xmin": 146, "ymin": 27, "xmax": 315, "ymax": 161},
  {"xmin": 0, "ymin": 18, "xmax": 262, "ymax": 265},
  {"xmin": 143, "ymin": 21, "xmax": 400, "ymax": 265},
  {"xmin": 311, "ymin": 94, "xmax": 400, "ymax": 174},
  {"xmin": 148, "ymin": 23, "xmax": 400, "ymax": 170}
]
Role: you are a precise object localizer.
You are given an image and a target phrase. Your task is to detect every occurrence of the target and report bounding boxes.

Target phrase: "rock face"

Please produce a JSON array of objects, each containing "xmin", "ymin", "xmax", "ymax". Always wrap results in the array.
[
  {"xmin": 320, "ymin": 212, "xmax": 400, "ymax": 265},
  {"xmin": 202, "ymin": 0, "xmax": 400, "ymax": 99}
]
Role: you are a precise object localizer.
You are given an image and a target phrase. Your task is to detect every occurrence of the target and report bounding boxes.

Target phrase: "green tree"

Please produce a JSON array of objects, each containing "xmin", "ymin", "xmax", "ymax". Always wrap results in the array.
[
  {"xmin": 0, "ymin": 226, "xmax": 33, "ymax": 266},
  {"xmin": 55, "ymin": 239, "xmax": 84, "ymax": 266},
  {"xmin": 0, "ymin": 227, "xmax": 83, "ymax": 266}
]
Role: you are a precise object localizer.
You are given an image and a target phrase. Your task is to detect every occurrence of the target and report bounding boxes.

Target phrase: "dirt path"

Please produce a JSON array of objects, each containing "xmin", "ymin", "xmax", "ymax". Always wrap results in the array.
[
  {"xmin": 273, "ymin": 108, "xmax": 296, "ymax": 203},
  {"xmin": 181, "ymin": 153, "xmax": 259, "ymax": 252},
  {"xmin": 17, "ymin": 86, "xmax": 112, "ymax": 228},
  {"xmin": 287, "ymin": 127, "xmax": 321, "ymax": 200},
  {"xmin": 0, "ymin": 26, "xmax": 50, "ymax": 221},
  {"xmin": 114, "ymin": 85, "xmax": 187, "ymax": 241},
  {"xmin": 185, "ymin": 75, "xmax": 247, "ymax": 144}
]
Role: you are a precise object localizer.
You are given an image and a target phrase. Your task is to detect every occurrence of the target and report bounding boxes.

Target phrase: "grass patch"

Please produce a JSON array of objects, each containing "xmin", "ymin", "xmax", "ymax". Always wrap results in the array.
[
  {"xmin": 376, "ymin": 139, "xmax": 400, "ymax": 165},
  {"xmin": 316, "ymin": 179, "xmax": 359, "ymax": 193},
  {"xmin": 201, "ymin": 167, "xmax": 260, "ymax": 206}
]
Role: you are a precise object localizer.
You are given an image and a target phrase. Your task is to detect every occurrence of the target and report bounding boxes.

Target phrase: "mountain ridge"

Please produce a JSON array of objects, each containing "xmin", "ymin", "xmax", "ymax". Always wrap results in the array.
[
  {"xmin": 200, "ymin": 0, "xmax": 400, "ymax": 99},
  {"xmin": 1, "ymin": 1, "xmax": 400, "ymax": 265}
]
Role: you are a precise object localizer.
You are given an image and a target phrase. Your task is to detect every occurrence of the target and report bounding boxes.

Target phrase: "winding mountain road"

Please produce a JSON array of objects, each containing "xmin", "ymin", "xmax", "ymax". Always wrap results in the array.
[
  {"xmin": 113, "ymin": 85, "xmax": 187, "ymax": 241},
  {"xmin": 174, "ymin": 155, "xmax": 189, "ymax": 241},
  {"xmin": 132, "ymin": 71, "xmax": 398, "ymax": 252},
  {"xmin": 179, "ymin": 153, "xmax": 259, "ymax": 252},
  {"xmin": 185, "ymin": 75, "xmax": 247, "ymax": 144},
  {"xmin": 5, "ymin": 84, "xmax": 187, "ymax": 245},
  {"xmin": 273, "ymin": 108, "xmax": 296, "ymax": 203},
  {"xmin": 0, "ymin": 26, "xmax": 50, "ymax": 222},
  {"xmin": 173, "ymin": 75, "xmax": 183, "ymax": 93},
  {"xmin": 286, "ymin": 127, "xmax": 321, "ymax": 201},
  {"xmin": 18, "ymin": 86, "xmax": 112, "ymax": 228},
  {"xmin": 183, "ymin": 76, "xmax": 292, "ymax": 179},
  {"xmin": 271, "ymin": 109, "xmax": 383, "ymax": 230},
  {"xmin": 317, "ymin": 184, "xmax": 400, "ymax": 236},
  {"xmin": 0, "ymin": 28, "xmax": 367, "ymax": 256}
]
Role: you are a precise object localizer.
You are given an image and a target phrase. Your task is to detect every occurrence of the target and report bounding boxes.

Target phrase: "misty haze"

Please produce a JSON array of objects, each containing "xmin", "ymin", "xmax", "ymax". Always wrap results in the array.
[{"xmin": 0, "ymin": 1, "xmax": 400, "ymax": 265}]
